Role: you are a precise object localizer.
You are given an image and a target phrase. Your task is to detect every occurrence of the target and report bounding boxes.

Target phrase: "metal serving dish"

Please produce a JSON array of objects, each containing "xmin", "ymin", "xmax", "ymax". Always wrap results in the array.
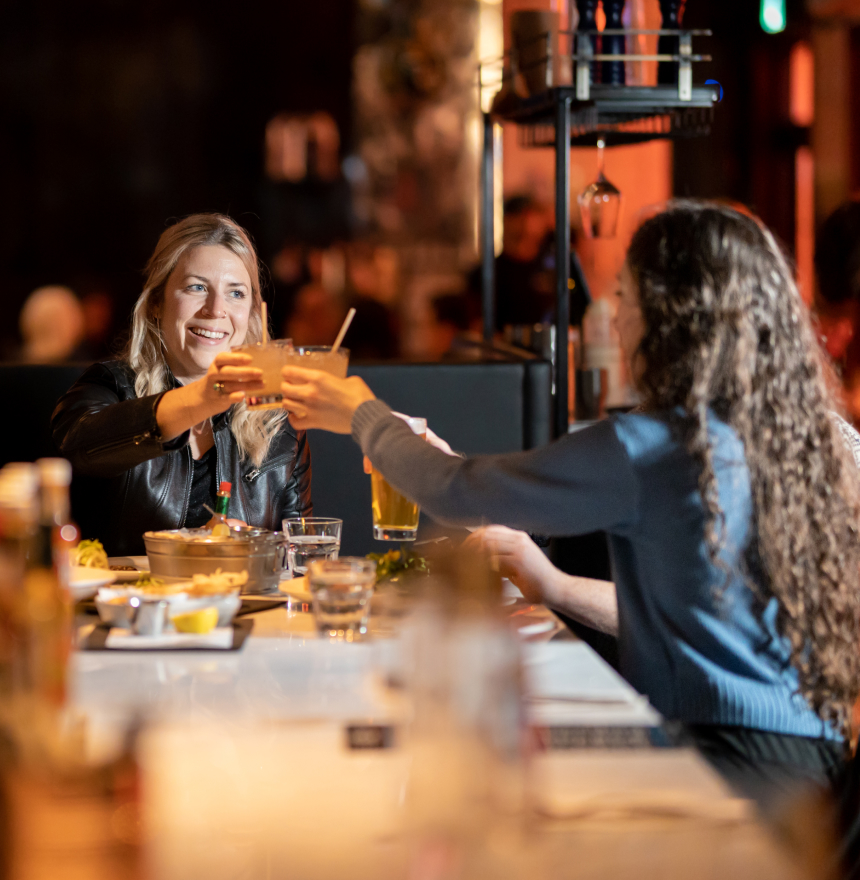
[{"xmin": 143, "ymin": 527, "xmax": 284, "ymax": 595}]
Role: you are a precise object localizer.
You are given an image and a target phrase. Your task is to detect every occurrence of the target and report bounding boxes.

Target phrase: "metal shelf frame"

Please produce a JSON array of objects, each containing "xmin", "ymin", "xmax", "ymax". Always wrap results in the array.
[{"xmin": 479, "ymin": 28, "xmax": 717, "ymax": 437}]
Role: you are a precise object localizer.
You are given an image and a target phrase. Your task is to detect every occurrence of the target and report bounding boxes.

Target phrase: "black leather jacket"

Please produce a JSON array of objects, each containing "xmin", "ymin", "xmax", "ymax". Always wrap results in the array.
[{"xmin": 51, "ymin": 360, "xmax": 312, "ymax": 556}]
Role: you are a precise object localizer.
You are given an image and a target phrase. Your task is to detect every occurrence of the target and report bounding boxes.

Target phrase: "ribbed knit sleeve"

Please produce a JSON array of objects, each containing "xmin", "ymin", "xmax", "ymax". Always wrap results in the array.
[{"xmin": 351, "ymin": 399, "xmax": 639, "ymax": 536}]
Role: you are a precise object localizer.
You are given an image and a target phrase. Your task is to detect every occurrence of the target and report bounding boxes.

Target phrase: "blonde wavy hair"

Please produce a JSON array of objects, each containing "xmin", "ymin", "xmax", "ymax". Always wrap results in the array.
[{"xmin": 125, "ymin": 213, "xmax": 286, "ymax": 467}]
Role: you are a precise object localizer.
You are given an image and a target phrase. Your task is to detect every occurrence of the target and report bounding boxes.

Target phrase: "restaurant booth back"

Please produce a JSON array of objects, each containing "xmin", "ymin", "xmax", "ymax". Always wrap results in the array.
[{"xmin": 1, "ymin": 360, "xmax": 551, "ymax": 557}]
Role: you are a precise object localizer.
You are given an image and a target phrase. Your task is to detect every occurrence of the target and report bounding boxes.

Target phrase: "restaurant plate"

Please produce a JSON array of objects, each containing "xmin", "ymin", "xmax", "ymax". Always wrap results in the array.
[
  {"xmin": 107, "ymin": 556, "xmax": 151, "ymax": 582},
  {"xmin": 70, "ymin": 566, "xmax": 116, "ymax": 599}
]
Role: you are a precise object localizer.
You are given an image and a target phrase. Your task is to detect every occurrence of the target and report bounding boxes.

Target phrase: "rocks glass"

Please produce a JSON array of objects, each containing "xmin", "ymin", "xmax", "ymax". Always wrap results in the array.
[
  {"xmin": 307, "ymin": 557, "xmax": 377, "ymax": 641},
  {"xmin": 282, "ymin": 517, "xmax": 343, "ymax": 577}
]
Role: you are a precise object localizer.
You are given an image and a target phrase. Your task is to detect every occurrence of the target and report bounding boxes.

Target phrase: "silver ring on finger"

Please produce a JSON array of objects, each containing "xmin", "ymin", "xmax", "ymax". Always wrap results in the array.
[{"xmin": 213, "ymin": 381, "xmax": 226, "ymax": 394}]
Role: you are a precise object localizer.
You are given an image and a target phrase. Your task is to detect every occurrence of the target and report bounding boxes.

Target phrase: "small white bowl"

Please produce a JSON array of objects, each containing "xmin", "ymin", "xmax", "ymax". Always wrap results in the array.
[{"xmin": 168, "ymin": 593, "xmax": 241, "ymax": 628}]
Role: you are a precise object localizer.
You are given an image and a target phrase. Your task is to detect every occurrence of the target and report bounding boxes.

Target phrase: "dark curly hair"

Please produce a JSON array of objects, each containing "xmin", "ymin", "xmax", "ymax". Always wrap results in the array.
[{"xmin": 627, "ymin": 201, "xmax": 860, "ymax": 733}]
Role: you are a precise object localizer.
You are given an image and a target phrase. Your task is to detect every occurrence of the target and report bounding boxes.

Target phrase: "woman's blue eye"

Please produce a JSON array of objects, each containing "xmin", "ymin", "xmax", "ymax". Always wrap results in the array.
[
  {"xmin": 230, "ymin": 289, "xmax": 246, "ymax": 299},
  {"xmin": 188, "ymin": 284, "xmax": 205, "ymax": 292}
]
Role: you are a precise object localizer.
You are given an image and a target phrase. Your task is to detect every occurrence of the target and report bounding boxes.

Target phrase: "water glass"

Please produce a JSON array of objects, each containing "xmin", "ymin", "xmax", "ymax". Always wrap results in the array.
[
  {"xmin": 282, "ymin": 517, "xmax": 342, "ymax": 577},
  {"xmin": 307, "ymin": 557, "xmax": 377, "ymax": 641}
]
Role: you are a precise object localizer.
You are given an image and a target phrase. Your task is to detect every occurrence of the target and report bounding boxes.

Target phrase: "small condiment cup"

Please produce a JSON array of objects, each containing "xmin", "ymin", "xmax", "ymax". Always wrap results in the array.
[{"xmin": 130, "ymin": 597, "xmax": 169, "ymax": 636}]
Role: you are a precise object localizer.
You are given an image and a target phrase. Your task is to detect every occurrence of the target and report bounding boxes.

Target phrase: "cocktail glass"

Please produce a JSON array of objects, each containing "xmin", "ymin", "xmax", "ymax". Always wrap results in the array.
[
  {"xmin": 282, "ymin": 345, "xmax": 350, "ymax": 379},
  {"xmin": 370, "ymin": 417, "xmax": 426, "ymax": 541},
  {"xmin": 282, "ymin": 517, "xmax": 343, "ymax": 577},
  {"xmin": 307, "ymin": 557, "xmax": 377, "ymax": 641},
  {"xmin": 232, "ymin": 339, "xmax": 295, "ymax": 411}
]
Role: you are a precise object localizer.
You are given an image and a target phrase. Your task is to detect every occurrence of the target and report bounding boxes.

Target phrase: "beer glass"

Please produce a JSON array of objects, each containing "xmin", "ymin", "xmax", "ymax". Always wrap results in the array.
[{"xmin": 370, "ymin": 417, "xmax": 426, "ymax": 541}]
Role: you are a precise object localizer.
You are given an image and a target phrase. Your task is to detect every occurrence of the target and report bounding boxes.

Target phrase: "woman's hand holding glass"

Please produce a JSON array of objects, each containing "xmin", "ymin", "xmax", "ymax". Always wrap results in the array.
[
  {"xmin": 200, "ymin": 352, "xmax": 264, "ymax": 412},
  {"xmin": 156, "ymin": 352, "xmax": 264, "ymax": 443}
]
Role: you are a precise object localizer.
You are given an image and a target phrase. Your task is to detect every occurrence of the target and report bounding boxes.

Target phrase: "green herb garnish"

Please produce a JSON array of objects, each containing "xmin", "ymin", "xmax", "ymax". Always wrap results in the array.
[{"xmin": 366, "ymin": 548, "xmax": 429, "ymax": 582}]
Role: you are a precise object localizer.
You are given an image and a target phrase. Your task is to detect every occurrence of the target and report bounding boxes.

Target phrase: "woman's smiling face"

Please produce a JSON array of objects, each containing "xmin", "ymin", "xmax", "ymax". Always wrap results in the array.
[{"xmin": 158, "ymin": 244, "xmax": 254, "ymax": 383}]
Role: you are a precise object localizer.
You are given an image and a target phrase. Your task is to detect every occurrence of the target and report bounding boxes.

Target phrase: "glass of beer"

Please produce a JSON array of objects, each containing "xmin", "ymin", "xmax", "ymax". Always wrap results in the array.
[
  {"xmin": 371, "ymin": 417, "xmax": 426, "ymax": 541},
  {"xmin": 233, "ymin": 341, "xmax": 350, "ymax": 410}
]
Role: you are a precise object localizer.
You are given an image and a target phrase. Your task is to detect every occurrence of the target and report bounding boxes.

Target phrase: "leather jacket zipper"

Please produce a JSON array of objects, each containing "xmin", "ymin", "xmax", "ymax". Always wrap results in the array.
[
  {"xmin": 244, "ymin": 454, "xmax": 290, "ymax": 484},
  {"xmin": 87, "ymin": 431, "xmax": 156, "ymax": 455}
]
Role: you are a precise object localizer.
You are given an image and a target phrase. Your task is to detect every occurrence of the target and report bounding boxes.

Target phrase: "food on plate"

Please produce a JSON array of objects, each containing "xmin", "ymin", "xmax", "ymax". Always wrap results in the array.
[
  {"xmin": 171, "ymin": 607, "xmax": 219, "ymax": 634},
  {"xmin": 134, "ymin": 579, "xmax": 187, "ymax": 596},
  {"xmin": 186, "ymin": 569, "xmax": 248, "ymax": 596},
  {"xmin": 149, "ymin": 528, "xmax": 234, "ymax": 543},
  {"xmin": 73, "ymin": 539, "xmax": 109, "ymax": 569},
  {"xmin": 110, "ymin": 565, "xmax": 138, "ymax": 572}
]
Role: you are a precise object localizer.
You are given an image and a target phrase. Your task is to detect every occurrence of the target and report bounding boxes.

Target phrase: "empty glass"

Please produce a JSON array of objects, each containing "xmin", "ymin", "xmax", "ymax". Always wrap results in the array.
[
  {"xmin": 282, "ymin": 517, "xmax": 342, "ymax": 577},
  {"xmin": 578, "ymin": 139, "xmax": 622, "ymax": 239}
]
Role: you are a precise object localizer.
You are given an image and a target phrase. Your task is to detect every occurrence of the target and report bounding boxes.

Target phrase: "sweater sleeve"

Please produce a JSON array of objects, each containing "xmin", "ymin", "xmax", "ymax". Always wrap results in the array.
[
  {"xmin": 351, "ymin": 399, "xmax": 639, "ymax": 536},
  {"xmin": 51, "ymin": 363, "xmax": 190, "ymax": 479}
]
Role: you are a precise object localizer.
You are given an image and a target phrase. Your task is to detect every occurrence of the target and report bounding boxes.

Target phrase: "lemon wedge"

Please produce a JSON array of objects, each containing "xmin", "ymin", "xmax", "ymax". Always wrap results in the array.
[
  {"xmin": 172, "ymin": 607, "xmax": 219, "ymax": 634},
  {"xmin": 211, "ymin": 522, "xmax": 231, "ymax": 537}
]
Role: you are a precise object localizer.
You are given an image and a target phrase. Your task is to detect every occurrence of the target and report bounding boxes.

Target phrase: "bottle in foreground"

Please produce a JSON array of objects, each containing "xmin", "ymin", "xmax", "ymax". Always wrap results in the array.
[{"xmin": 400, "ymin": 546, "xmax": 531, "ymax": 878}]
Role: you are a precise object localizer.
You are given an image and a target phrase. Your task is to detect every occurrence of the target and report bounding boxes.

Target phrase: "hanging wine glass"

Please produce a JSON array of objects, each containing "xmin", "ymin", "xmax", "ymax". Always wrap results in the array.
[{"xmin": 578, "ymin": 138, "xmax": 622, "ymax": 238}]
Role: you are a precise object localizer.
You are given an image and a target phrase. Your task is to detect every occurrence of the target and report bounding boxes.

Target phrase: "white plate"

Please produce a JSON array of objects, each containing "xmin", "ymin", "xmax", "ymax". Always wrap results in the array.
[
  {"xmin": 107, "ymin": 556, "xmax": 151, "ymax": 582},
  {"xmin": 518, "ymin": 619, "xmax": 558, "ymax": 637},
  {"xmin": 70, "ymin": 566, "xmax": 117, "ymax": 600}
]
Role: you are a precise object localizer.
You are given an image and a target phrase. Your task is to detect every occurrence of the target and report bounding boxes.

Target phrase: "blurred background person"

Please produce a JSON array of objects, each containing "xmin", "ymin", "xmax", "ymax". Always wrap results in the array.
[
  {"xmin": 284, "ymin": 243, "xmax": 399, "ymax": 360},
  {"xmin": 424, "ymin": 292, "xmax": 479, "ymax": 360},
  {"xmin": 79, "ymin": 288, "xmax": 117, "ymax": 361},
  {"xmin": 18, "ymin": 285, "xmax": 86, "ymax": 364},
  {"xmin": 467, "ymin": 194, "xmax": 591, "ymax": 338}
]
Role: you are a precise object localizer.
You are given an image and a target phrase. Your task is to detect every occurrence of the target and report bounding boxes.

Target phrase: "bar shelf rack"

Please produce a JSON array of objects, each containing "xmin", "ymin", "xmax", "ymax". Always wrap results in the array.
[{"xmin": 478, "ymin": 28, "xmax": 719, "ymax": 436}]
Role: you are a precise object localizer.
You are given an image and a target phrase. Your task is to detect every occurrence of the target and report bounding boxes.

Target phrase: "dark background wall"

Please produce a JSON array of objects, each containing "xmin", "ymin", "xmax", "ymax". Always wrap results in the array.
[
  {"xmin": 0, "ymin": 0, "xmax": 843, "ymax": 354},
  {"xmin": 0, "ymin": 0, "xmax": 355, "ymax": 353},
  {"xmin": 673, "ymin": 0, "xmax": 813, "ymax": 253}
]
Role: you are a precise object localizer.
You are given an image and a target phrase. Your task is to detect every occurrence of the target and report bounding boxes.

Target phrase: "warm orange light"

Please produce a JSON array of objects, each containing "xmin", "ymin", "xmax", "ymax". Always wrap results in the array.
[{"xmin": 789, "ymin": 41, "xmax": 814, "ymax": 127}]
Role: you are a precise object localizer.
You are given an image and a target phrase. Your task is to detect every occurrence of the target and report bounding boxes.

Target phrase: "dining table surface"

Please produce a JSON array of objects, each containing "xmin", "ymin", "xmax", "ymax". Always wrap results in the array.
[{"xmin": 62, "ymin": 582, "xmax": 814, "ymax": 880}]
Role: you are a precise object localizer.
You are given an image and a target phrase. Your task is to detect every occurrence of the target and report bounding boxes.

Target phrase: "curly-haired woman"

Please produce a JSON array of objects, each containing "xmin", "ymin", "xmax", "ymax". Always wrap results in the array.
[
  {"xmin": 52, "ymin": 213, "xmax": 312, "ymax": 555},
  {"xmin": 279, "ymin": 202, "xmax": 860, "ymax": 812}
]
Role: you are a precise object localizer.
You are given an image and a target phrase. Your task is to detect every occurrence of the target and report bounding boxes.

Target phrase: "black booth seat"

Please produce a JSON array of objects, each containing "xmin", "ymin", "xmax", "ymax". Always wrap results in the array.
[{"xmin": 0, "ymin": 359, "xmax": 552, "ymax": 557}]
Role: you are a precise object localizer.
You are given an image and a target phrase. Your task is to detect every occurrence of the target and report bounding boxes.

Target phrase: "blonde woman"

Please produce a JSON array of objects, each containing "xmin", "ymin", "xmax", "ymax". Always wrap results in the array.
[{"xmin": 52, "ymin": 213, "xmax": 311, "ymax": 555}]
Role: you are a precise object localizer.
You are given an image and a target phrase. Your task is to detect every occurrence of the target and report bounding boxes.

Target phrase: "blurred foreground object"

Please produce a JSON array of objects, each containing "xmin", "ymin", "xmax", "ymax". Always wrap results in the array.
[{"xmin": 400, "ymin": 545, "xmax": 529, "ymax": 878}]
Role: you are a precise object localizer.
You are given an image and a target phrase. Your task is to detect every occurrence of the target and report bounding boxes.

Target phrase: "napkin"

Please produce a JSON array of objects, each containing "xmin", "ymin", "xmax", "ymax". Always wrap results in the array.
[{"xmin": 105, "ymin": 627, "xmax": 234, "ymax": 650}]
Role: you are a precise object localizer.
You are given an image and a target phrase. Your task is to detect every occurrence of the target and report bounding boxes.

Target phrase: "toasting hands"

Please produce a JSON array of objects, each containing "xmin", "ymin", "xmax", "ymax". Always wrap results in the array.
[{"xmin": 280, "ymin": 366, "xmax": 376, "ymax": 433}]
